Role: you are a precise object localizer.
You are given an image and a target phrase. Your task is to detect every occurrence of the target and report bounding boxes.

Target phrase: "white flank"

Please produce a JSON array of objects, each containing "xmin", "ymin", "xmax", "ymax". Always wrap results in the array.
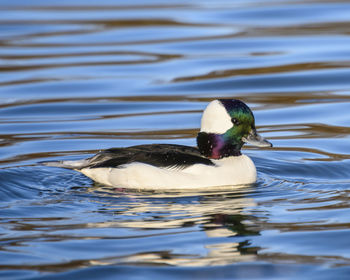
[{"xmin": 80, "ymin": 155, "xmax": 257, "ymax": 190}]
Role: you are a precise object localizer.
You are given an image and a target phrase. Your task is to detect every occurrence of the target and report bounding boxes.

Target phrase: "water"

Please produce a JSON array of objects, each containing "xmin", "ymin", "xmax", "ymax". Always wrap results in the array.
[{"xmin": 1, "ymin": 0, "xmax": 350, "ymax": 279}]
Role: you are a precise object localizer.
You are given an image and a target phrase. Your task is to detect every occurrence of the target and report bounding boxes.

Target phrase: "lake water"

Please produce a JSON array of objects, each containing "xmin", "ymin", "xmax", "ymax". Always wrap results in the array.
[{"xmin": 1, "ymin": 0, "xmax": 350, "ymax": 279}]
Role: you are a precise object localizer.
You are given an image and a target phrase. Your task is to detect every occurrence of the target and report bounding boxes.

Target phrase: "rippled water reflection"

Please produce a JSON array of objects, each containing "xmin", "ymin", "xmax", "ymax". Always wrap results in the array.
[{"xmin": 1, "ymin": 0, "xmax": 350, "ymax": 279}]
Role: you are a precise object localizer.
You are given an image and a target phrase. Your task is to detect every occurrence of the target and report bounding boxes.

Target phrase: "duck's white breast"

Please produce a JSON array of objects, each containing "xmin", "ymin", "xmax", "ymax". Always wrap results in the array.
[{"xmin": 80, "ymin": 155, "xmax": 256, "ymax": 190}]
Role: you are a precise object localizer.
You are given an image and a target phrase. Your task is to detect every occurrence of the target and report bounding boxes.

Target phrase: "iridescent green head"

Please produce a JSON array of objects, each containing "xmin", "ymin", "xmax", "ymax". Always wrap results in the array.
[{"xmin": 197, "ymin": 99, "xmax": 272, "ymax": 159}]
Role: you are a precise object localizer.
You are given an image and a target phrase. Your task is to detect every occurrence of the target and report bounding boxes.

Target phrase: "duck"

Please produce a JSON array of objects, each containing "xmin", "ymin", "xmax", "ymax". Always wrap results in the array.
[{"xmin": 42, "ymin": 99, "xmax": 272, "ymax": 190}]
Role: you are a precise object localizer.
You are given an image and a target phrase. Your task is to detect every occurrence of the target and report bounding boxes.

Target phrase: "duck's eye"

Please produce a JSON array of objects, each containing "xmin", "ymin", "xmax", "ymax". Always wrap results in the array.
[{"xmin": 231, "ymin": 118, "xmax": 240, "ymax": 125}]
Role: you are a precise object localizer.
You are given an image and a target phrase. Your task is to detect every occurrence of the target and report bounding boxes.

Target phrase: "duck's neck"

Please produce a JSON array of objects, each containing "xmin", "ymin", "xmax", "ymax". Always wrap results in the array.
[{"xmin": 196, "ymin": 132, "xmax": 242, "ymax": 159}]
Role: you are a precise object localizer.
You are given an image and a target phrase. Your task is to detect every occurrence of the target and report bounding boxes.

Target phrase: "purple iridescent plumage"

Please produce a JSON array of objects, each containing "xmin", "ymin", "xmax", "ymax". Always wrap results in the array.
[{"xmin": 211, "ymin": 134, "xmax": 225, "ymax": 159}]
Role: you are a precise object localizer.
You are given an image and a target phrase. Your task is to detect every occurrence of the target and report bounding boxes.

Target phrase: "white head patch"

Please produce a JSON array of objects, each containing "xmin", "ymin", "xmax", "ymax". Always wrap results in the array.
[{"xmin": 200, "ymin": 100, "xmax": 232, "ymax": 134}]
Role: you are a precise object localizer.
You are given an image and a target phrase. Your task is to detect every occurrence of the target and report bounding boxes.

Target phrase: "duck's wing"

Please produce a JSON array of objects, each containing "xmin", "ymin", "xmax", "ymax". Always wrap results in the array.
[{"xmin": 86, "ymin": 144, "xmax": 214, "ymax": 169}]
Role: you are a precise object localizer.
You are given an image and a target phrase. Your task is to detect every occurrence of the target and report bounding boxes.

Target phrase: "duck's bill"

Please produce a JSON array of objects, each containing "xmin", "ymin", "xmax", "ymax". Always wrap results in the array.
[{"xmin": 242, "ymin": 129, "xmax": 272, "ymax": 147}]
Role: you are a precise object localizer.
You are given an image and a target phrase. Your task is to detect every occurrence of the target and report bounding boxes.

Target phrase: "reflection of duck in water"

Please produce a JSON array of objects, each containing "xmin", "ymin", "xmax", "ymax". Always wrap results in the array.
[
  {"xmin": 85, "ymin": 189, "xmax": 260, "ymax": 266},
  {"xmin": 42, "ymin": 99, "xmax": 272, "ymax": 189}
]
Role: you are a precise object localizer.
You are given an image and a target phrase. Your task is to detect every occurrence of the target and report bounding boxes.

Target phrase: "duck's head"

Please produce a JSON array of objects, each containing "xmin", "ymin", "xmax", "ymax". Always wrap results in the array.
[{"xmin": 197, "ymin": 99, "xmax": 272, "ymax": 159}]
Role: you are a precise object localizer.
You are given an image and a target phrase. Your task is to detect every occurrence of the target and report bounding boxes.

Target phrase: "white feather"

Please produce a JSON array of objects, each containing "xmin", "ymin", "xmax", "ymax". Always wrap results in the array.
[{"xmin": 200, "ymin": 100, "xmax": 232, "ymax": 134}]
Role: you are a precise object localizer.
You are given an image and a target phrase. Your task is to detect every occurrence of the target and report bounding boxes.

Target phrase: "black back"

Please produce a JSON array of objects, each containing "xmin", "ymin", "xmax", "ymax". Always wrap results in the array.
[{"xmin": 84, "ymin": 144, "xmax": 214, "ymax": 169}]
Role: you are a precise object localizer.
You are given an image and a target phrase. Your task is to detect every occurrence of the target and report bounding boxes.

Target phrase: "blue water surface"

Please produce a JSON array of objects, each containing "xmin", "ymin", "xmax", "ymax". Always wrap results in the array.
[{"xmin": 1, "ymin": 0, "xmax": 350, "ymax": 279}]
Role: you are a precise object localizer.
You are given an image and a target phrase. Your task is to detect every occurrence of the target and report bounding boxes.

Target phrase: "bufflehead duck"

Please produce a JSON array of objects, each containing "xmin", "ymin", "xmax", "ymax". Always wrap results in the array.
[{"xmin": 42, "ymin": 99, "xmax": 272, "ymax": 189}]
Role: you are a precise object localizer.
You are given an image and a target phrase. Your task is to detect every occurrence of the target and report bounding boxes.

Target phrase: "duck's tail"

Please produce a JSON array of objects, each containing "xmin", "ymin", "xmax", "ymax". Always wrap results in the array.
[{"xmin": 40, "ymin": 159, "xmax": 89, "ymax": 170}]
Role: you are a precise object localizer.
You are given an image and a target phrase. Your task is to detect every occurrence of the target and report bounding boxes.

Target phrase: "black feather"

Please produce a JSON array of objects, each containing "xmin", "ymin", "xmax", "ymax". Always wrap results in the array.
[
  {"xmin": 196, "ymin": 132, "xmax": 216, "ymax": 158},
  {"xmin": 84, "ymin": 144, "xmax": 214, "ymax": 169},
  {"xmin": 196, "ymin": 132, "xmax": 241, "ymax": 158}
]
